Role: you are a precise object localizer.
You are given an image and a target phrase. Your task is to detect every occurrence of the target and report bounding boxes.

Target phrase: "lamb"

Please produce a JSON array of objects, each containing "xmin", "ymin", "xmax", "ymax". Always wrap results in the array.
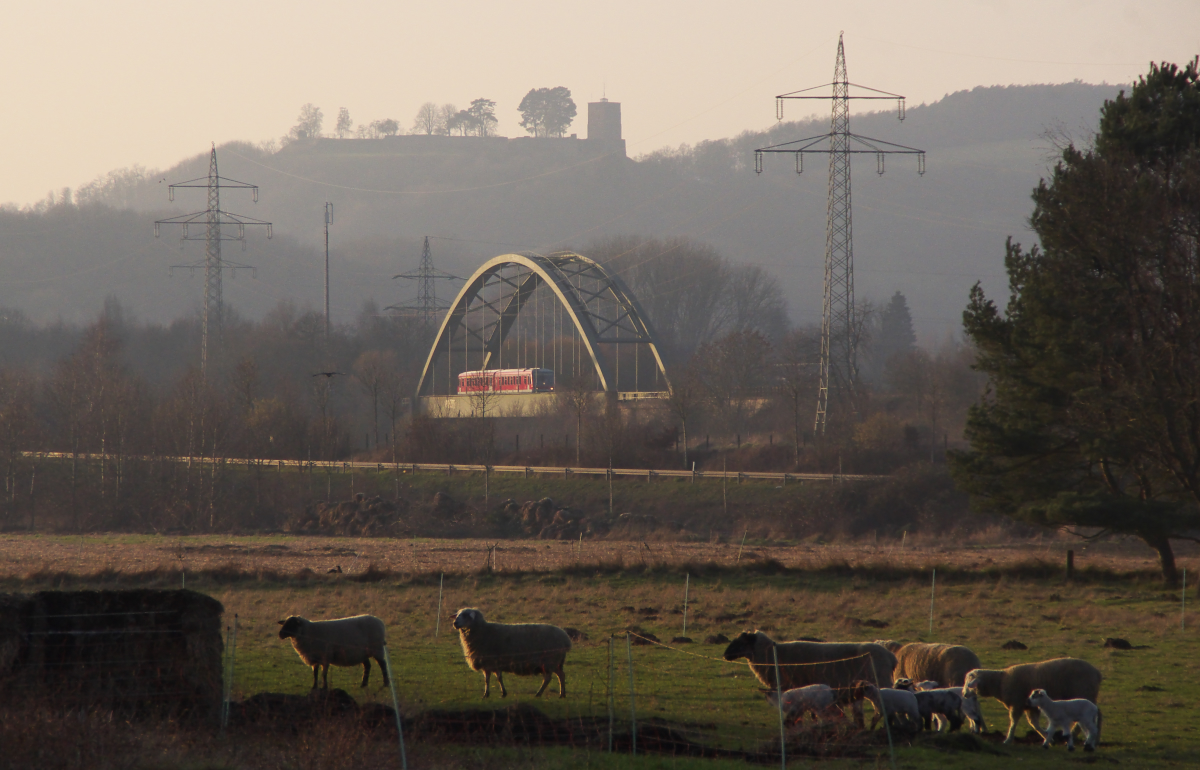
[
  {"xmin": 723, "ymin": 632, "xmax": 897, "ymax": 725},
  {"xmin": 850, "ymin": 681, "xmax": 923, "ymax": 736},
  {"xmin": 913, "ymin": 688, "xmax": 966, "ymax": 732},
  {"xmin": 890, "ymin": 642, "xmax": 982, "ymax": 688},
  {"xmin": 1028, "ymin": 688, "xmax": 1102, "ymax": 752},
  {"xmin": 762, "ymin": 684, "xmax": 837, "ymax": 724},
  {"xmin": 452, "ymin": 607, "xmax": 572, "ymax": 698},
  {"xmin": 962, "ymin": 658, "xmax": 1102, "ymax": 743},
  {"xmin": 277, "ymin": 614, "xmax": 389, "ymax": 690}
]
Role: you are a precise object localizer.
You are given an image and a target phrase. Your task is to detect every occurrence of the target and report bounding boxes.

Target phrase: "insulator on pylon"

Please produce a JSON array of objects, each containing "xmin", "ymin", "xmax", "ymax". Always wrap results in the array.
[
  {"xmin": 897, "ymin": 98, "xmax": 906, "ymax": 122},
  {"xmin": 267, "ymin": 224, "xmax": 274, "ymax": 239},
  {"xmin": 183, "ymin": 224, "xmax": 189, "ymax": 238},
  {"xmin": 237, "ymin": 223, "xmax": 245, "ymax": 239},
  {"xmin": 776, "ymin": 97, "xmax": 784, "ymax": 121},
  {"xmin": 754, "ymin": 152, "xmax": 763, "ymax": 175},
  {"xmin": 153, "ymin": 223, "xmax": 160, "ymax": 238},
  {"xmin": 876, "ymin": 153, "xmax": 885, "ymax": 175},
  {"xmin": 252, "ymin": 188, "xmax": 259, "ymax": 203},
  {"xmin": 795, "ymin": 153, "xmax": 803, "ymax": 175},
  {"xmin": 917, "ymin": 153, "xmax": 926, "ymax": 176},
  {"xmin": 168, "ymin": 188, "xmax": 174, "ymax": 202}
]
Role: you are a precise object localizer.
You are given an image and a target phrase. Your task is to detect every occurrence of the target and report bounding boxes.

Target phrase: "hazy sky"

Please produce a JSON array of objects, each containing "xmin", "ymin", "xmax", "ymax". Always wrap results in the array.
[{"xmin": 2, "ymin": 0, "xmax": 1196, "ymax": 206}]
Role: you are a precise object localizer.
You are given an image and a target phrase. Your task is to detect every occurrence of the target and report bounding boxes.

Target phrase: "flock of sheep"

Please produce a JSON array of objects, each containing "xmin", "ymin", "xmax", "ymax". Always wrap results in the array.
[{"xmin": 275, "ymin": 611, "xmax": 1103, "ymax": 753}]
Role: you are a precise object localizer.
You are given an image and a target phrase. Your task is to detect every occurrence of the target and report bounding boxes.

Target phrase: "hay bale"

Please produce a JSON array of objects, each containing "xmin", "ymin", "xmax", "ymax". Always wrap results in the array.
[{"xmin": 3, "ymin": 589, "xmax": 223, "ymax": 720}]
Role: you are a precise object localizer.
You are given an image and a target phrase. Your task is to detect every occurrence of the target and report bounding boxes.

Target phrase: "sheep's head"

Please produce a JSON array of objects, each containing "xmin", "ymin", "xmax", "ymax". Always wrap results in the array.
[
  {"xmin": 960, "ymin": 689, "xmax": 984, "ymax": 733},
  {"xmin": 893, "ymin": 677, "xmax": 914, "ymax": 691},
  {"xmin": 962, "ymin": 669, "xmax": 982, "ymax": 693},
  {"xmin": 453, "ymin": 608, "xmax": 484, "ymax": 631},
  {"xmin": 1028, "ymin": 688, "xmax": 1050, "ymax": 708},
  {"xmin": 722, "ymin": 631, "xmax": 761, "ymax": 662},
  {"xmin": 277, "ymin": 616, "xmax": 306, "ymax": 640}
]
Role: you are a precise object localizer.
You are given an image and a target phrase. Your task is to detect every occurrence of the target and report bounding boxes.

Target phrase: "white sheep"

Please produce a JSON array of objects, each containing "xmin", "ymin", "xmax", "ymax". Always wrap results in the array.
[
  {"xmin": 277, "ymin": 614, "xmax": 389, "ymax": 690},
  {"xmin": 453, "ymin": 607, "xmax": 572, "ymax": 698},
  {"xmin": 962, "ymin": 658, "xmax": 1102, "ymax": 743},
  {"xmin": 851, "ymin": 681, "xmax": 923, "ymax": 736},
  {"xmin": 1028, "ymin": 688, "xmax": 1102, "ymax": 752},
  {"xmin": 762, "ymin": 684, "xmax": 837, "ymax": 724}
]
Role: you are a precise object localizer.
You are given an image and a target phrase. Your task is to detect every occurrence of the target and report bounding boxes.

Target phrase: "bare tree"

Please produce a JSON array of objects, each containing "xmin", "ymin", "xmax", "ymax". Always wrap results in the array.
[
  {"xmin": 353, "ymin": 350, "xmax": 395, "ymax": 448},
  {"xmin": 437, "ymin": 104, "xmax": 458, "ymax": 135},
  {"xmin": 335, "ymin": 107, "xmax": 352, "ymax": 139},
  {"xmin": 412, "ymin": 102, "xmax": 440, "ymax": 135},
  {"xmin": 664, "ymin": 362, "xmax": 703, "ymax": 469},
  {"xmin": 556, "ymin": 372, "xmax": 592, "ymax": 464},
  {"xmin": 776, "ymin": 329, "xmax": 820, "ymax": 464}
]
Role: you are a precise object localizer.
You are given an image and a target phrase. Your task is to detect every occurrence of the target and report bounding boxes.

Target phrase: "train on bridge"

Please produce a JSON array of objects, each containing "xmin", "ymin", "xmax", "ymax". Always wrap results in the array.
[{"xmin": 457, "ymin": 368, "xmax": 556, "ymax": 394}]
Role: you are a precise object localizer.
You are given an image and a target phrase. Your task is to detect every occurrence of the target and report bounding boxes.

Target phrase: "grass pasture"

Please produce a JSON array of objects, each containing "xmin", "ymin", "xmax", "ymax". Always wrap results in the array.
[{"xmin": 0, "ymin": 533, "xmax": 1197, "ymax": 769}]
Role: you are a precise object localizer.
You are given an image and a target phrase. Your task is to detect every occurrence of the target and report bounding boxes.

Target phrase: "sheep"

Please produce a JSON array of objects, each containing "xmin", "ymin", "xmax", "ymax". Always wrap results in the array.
[
  {"xmin": 277, "ymin": 614, "xmax": 389, "ymax": 690},
  {"xmin": 913, "ymin": 688, "xmax": 966, "ymax": 732},
  {"xmin": 723, "ymin": 631, "xmax": 897, "ymax": 725},
  {"xmin": 850, "ymin": 681, "xmax": 923, "ymax": 736},
  {"xmin": 1027, "ymin": 688, "xmax": 1101, "ymax": 751},
  {"xmin": 961, "ymin": 687, "xmax": 985, "ymax": 733},
  {"xmin": 452, "ymin": 607, "xmax": 572, "ymax": 698},
  {"xmin": 891, "ymin": 642, "xmax": 981, "ymax": 688},
  {"xmin": 962, "ymin": 658, "xmax": 1102, "ymax": 743},
  {"xmin": 762, "ymin": 684, "xmax": 837, "ymax": 724}
]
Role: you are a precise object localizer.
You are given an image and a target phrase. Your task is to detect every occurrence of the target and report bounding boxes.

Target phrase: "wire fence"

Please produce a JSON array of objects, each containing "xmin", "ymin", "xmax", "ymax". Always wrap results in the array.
[{"xmin": 2, "ymin": 594, "xmax": 901, "ymax": 765}]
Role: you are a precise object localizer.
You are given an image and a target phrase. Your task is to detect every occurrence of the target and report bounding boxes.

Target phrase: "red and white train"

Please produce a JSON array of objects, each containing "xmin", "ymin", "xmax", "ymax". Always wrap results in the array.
[{"xmin": 457, "ymin": 368, "xmax": 555, "ymax": 394}]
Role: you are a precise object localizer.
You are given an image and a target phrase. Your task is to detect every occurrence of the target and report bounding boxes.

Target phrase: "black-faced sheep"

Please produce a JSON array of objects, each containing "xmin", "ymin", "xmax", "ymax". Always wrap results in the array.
[
  {"xmin": 889, "ymin": 642, "xmax": 982, "ymax": 688},
  {"xmin": 722, "ymin": 631, "xmax": 897, "ymax": 725},
  {"xmin": 1028, "ymin": 688, "xmax": 1102, "ymax": 751},
  {"xmin": 277, "ymin": 614, "xmax": 389, "ymax": 690},
  {"xmin": 452, "ymin": 607, "xmax": 572, "ymax": 698},
  {"xmin": 962, "ymin": 658, "xmax": 1102, "ymax": 743}
]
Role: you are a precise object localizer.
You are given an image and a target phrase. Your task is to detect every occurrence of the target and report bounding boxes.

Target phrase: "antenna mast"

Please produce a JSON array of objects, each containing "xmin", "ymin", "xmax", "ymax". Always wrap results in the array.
[
  {"xmin": 389, "ymin": 236, "xmax": 462, "ymax": 328},
  {"xmin": 756, "ymin": 33, "xmax": 924, "ymax": 436},
  {"xmin": 155, "ymin": 144, "xmax": 273, "ymax": 376}
]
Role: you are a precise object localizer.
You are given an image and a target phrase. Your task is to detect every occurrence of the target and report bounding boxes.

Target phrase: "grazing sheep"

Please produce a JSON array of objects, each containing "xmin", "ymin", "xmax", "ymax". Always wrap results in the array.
[
  {"xmin": 722, "ymin": 631, "xmax": 897, "ymax": 725},
  {"xmin": 453, "ymin": 607, "xmax": 572, "ymax": 698},
  {"xmin": 1027, "ymin": 688, "xmax": 1102, "ymax": 752},
  {"xmin": 961, "ymin": 687, "xmax": 985, "ymax": 733},
  {"xmin": 277, "ymin": 614, "xmax": 388, "ymax": 690},
  {"xmin": 891, "ymin": 642, "xmax": 982, "ymax": 688},
  {"xmin": 851, "ymin": 681, "xmax": 923, "ymax": 736},
  {"xmin": 914, "ymin": 680, "xmax": 941, "ymax": 691},
  {"xmin": 962, "ymin": 658, "xmax": 1102, "ymax": 743},
  {"xmin": 762, "ymin": 684, "xmax": 837, "ymax": 724},
  {"xmin": 914, "ymin": 688, "xmax": 966, "ymax": 732}
]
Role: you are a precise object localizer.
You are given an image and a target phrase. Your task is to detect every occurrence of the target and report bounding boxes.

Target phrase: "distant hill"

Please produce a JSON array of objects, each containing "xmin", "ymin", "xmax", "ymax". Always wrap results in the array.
[{"xmin": 1, "ymin": 82, "xmax": 1120, "ymax": 338}]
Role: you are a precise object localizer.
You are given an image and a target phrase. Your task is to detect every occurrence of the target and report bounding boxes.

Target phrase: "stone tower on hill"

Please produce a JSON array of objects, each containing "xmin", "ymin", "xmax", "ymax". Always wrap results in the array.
[{"xmin": 588, "ymin": 98, "xmax": 625, "ymax": 157}]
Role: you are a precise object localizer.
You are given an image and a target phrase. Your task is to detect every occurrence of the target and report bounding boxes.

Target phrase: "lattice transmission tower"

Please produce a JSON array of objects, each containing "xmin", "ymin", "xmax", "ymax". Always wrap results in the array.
[
  {"xmin": 756, "ymin": 33, "xmax": 925, "ymax": 436},
  {"xmin": 155, "ymin": 144, "xmax": 273, "ymax": 376},
  {"xmin": 389, "ymin": 236, "xmax": 462, "ymax": 327}
]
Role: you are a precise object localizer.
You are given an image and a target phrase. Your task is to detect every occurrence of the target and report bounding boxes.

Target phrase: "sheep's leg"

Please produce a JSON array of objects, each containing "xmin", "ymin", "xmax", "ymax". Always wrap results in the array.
[
  {"xmin": 322, "ymin": 664, "xmax": 330, "ymax": 690},
  {"xmin": 556, "ymin": 665, "xmax": 567, "ymax": 698},
  {"xmin": 495, "ymin": 671, "xmax": 507, "ymax": 698},
  {"xmin": 311, "ymin": 665, "xmax": 319, "ymax": 690},
  {"xmin": 1002, "ymin": 706, "xmax": 1022, "ymax": 744},
  {"xmin": 374, "ymin": 655, "xmax": 390, "ymax": 686},
  {"xmin": 534, "ymin": 668, "xmax": 552, "ymax": 697},
  {"xmin": 482, "ymin": 671, "xmax": 492, "ymax": 698},
  {"xmin": 360, "ymin": 658, "xmax": 371, "ymax": 687}
]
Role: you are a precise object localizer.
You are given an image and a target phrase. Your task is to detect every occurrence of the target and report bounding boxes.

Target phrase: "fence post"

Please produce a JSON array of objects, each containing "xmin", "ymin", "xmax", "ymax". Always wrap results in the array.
[
  {"xmin": 220, "ymin": 622, "xmax": 231, "ymax": 734},
  {"xmin": 1183, "ymin": 567, "xmax": 1188, "ymax": 632},
  {"xmin": 1066, "ymin": 549, "xmax": 1074, "ymax": 581},
  {"xmin": 737, "ymin": 530, "xmax": 748, "ymax": 564},
  {"xmin": 773, "ymin": 645, "xmax": 786, "ymax": 770},
  {"xmin": 382, "ymin": 644, "xmax": 408, "ymax": 770},
  {"xmin": 608, "ymin": 635, "xmax": 615, "ymax": 753},
  {"xmin": 435, "ymin": 572, "xmax": 444, "ymax": 638},
  {"xmin": 929, "ymin": 568, "xmax": 936, "ymax": 635},
  {"xmin": 870, "ymin": 657, "xmax": 897, "ymax": 770},
  {"xmin": 626, "ymin": 632, "xmax": 637, "ymax": 757},
  {"xmin": 682, "ymin": 573, "xmax": 690, "ymax": 637}
]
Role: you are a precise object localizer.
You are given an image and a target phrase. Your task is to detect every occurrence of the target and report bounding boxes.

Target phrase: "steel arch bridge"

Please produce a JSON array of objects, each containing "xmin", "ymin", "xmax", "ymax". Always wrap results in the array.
[{"xmin": 415, "ymin": 251, "xmax": 670, "ymax": 404}]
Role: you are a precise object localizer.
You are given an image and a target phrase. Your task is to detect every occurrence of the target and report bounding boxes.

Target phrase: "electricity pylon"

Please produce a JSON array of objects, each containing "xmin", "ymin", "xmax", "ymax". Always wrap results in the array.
[
  {"xmin": 389, "ymin": 236, "xmax": 462, "ymax": 328},
  {"xmin": 756, "ymin": 32, "xmax": 925, "ymax": 436},
  {"xmin": 155, "ymin": 144, "xmax": 273, "ymax": 376}
]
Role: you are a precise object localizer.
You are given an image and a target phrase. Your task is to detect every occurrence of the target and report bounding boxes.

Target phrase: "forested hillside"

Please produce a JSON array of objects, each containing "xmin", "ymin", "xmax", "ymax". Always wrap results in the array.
[{"xmin": 0, "ymin": 82, "xmax": 1119, "ymax": 340}]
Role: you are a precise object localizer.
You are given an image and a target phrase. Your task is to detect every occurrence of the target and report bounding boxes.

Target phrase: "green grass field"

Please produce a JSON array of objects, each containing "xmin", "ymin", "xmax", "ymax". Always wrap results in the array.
[{"xmin": 2, "ymin": 535, "xmax": 1197, "ymax": 768}]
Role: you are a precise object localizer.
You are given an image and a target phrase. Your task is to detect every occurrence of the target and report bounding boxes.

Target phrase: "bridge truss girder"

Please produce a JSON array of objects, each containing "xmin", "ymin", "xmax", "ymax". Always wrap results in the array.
[{"xmin": 415, "ymin": 252, "xmax": 670, "ymax": 399}]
